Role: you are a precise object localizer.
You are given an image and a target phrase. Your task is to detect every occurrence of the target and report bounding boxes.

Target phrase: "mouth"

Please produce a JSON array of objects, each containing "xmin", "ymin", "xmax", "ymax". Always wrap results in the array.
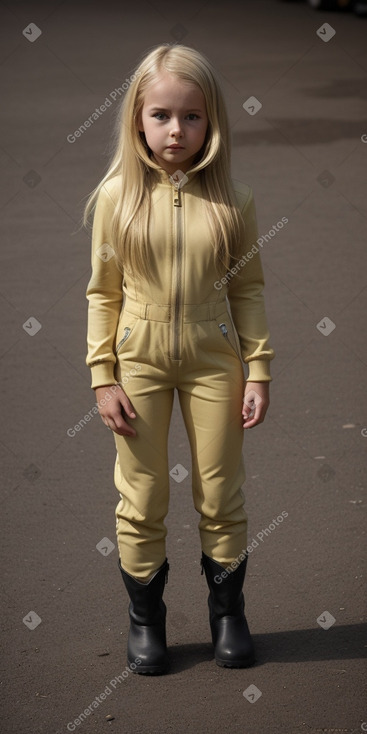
[{"xmin": 167, "ymin": 145, "xmax": 184, "ymax": 149}]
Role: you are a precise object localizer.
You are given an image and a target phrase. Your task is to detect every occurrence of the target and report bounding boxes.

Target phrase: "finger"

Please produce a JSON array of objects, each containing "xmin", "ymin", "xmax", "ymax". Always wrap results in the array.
[
  {"xmin": 243, "ymin": 401, "xmax": 266, "ymax": 429},
  {"xmin": 111, "ymin": 409, "xmax": 137, "ymax": 437},
  {"xmin": 118, "ymin": 391, "xmax": 137, "ymax": 418},
  {"xmin": 107, "ymin": 419, "xmax": 137, "ymax": 437},
  {"xmin": 242, "ymin": 402, "xmax": 254, "ymax": 418},
  {"xmin": 101, "ymin": 410, "xmax": 137, "ymax": 436},
  {"xmin": 114, "ymin": 421, "xmax": 137, "ymax": 437},
  {"xmin": 242, "ymin": 399, "xmax": 255, "ymax": 420},
  {"xmin": 243, "ymin": 400, "xmax": 261, "ymax": 426},
  {"xmin": 243, "ymin": 415, "xmax": 258, "ymax": 429}
]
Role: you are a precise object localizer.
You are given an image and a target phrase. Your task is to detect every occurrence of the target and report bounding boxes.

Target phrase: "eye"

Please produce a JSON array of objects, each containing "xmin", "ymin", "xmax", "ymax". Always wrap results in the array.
[{"xmin": 152, "ymin": 112, "xmax": 200, "ymax": 121}]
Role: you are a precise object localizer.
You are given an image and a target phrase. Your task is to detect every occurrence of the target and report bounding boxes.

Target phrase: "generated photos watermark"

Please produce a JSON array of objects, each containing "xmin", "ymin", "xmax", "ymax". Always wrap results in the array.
[
  {"xmin": 67, "ymin": 72, "xmax": 140, "ymax": 143},
  {"xmin": 67, "ymin": 369, "xmax": 141, "ymax": 437},
  {"xmin": 214, "ymin": 217, "xmax": 288, "ymax": 290},
  {"xmin": 214, "ymin": 511, "xmax": 289, "ymax": 583},
  {"xmin": 66, "ymin": 659, "xmax": 141, "ymax": 731}
]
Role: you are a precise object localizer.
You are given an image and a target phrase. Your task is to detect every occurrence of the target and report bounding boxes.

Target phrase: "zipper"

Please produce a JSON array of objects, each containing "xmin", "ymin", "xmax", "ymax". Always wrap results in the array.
[
  {"xmin": 219, "ymin": 322, "xmax": 229, "ymax": 339},
  {"xmin": 172, "ymin": 184, "xmax": 183, "ymax": 360},
  {"xmin": 116, "ymin": 326, "xmax": 132, "ymax": 352},
  {"xmin": 218, "ymin": 322, "xmax": 238, "ymax": 356}
]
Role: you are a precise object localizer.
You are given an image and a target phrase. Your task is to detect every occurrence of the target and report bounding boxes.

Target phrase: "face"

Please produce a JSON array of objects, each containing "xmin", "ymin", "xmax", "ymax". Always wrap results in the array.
[{"xmin": 137, "ymin": 71, "xmax": 208, "ymax": 175}]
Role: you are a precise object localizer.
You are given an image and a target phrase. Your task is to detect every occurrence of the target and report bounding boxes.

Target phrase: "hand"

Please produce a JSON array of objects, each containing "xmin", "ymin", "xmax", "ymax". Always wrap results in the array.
[
  {"xmin": 242, "ymin": 381, "xmax": 270, "ymax": 429},
  {"xmin": 94, "ymin": 384, "xmax": 137, "ymax": 437}
]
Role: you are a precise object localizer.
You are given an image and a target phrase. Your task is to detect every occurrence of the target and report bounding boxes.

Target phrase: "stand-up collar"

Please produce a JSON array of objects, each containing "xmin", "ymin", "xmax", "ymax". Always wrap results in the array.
[{"xmin": 153, "ymin": 166, "xmax": 201, "ymax": 187}]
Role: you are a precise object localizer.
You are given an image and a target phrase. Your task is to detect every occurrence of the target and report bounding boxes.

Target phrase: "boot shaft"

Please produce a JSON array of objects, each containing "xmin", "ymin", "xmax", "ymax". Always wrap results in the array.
[
  {"xmin": 201, "ymin": 552, "xmax": 248, "ymax": 617},
  {"xmin": 119, "ymin": 558, "xmax": 169, "ymax": 625}
]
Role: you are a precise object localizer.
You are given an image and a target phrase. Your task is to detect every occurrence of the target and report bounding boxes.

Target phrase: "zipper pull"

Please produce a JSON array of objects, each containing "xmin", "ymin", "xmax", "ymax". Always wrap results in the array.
[
  {"xmin": 219, "ymin": 322, "xmax": 228, "ymax": 337},
  {"xmin": 116, "ymin": 326, "xmax": 131, "ymax": 352},
  {"xmin": 173, "ymin": 186, "xmax": 182, "ymax": 207}
]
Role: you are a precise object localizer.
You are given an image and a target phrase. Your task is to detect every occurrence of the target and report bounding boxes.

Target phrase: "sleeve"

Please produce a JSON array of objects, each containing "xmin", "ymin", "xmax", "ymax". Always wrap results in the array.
[
  {"xmin": 85, "ymin": 184, "xmax": 124, "ymax": 389},
  {"xmin": 227, "ymin": 187, "xmax": 275, "ymax": 382}
]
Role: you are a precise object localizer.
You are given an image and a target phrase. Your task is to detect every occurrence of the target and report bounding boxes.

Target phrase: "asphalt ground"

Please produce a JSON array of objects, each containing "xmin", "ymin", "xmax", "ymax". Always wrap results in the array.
[{"xmin": 0, "ymin": 1, "xmax": 366, "ymax": 733}]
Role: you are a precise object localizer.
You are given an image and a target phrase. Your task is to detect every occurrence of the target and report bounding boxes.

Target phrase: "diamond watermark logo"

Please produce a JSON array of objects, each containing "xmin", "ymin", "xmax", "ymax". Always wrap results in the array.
[
  {"xmin": 23, "ymin": 464, "xmax": 42, "ymax": 483},
  {"xmin": 23, "ymin": 317, "xmax": 42, "ymax": 336},
  {"xmin": 316, "ymin": 23, "xmax": 336, "ymax": 43},
  {"xmin": 23, "ymin": 170, "xmax": 42, "ymax": 188},
  {"xmin": 316, "ymin": 317, "xmax": 336, "ymax": 336},
  {"xmin": 243, "ymin": 684, "xmax": 262, "ymax": 703},
  {"xmin": 96, "ymin": 243, "xmax": 115, "ymax": 262},
  {"xmin": 170, "ymin": 23, "xmax": 188, "ymax": 41},
  {"xmin": 317, "ymin": 611, "xmax": 336, "ymax": 630},
  {"xmin": 170, "ymin": 463, "xmax": 189, "ymax": 483},
  {"xmin": 317, "ymin": 464, "xmax": 335, "ymax": 482},
  {"xmin": 23, "ymin": 23, "xmax": 42, "ymax": 42},
  {"xmin": 243, "ymin": 96, "xmax": 262, "ymax": 116},
  {"xmin": 169, "ymin": 170, "xmax": 189, "ymax": 189},
  {"xmin": 23, "ymin": 611, "xmax": 42, "ymax": 630},
  {"xmin": 317, "ymin": 170, "xmax": 335, "ymax": 189},
  {"xmin": 96, "ymin": 538, "xmax": 115, "ymax": 556}
]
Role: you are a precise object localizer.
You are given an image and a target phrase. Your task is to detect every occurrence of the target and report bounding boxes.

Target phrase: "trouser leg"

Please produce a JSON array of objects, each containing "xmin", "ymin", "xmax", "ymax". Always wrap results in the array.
[
  {"xmin": 178, "ymin": 344, "xmax": 248, "ymax": 565},
  {"xmin": 113, "ymin": 382, "xmax": 174, "ymax": 580},
  {"xmin": 177, "ymin": 318, "xmax": 255, "ymax": 668}
]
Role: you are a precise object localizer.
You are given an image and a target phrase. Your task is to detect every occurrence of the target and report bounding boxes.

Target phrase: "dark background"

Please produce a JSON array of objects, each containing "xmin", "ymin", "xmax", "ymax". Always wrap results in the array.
[{"xmin": 0, "ymin": 1, "xmax": 366, "ymax": 732}]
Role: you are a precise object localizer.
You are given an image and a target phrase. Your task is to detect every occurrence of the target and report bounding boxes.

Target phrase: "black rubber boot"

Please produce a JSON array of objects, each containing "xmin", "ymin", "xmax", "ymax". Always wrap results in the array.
[
  {"xmin": 201, "ymin": 552, "xmax": 255, "ymax": 668},
  {"xmin": 118, "ymin": 558, "xmax": 169, "ymax": 675}
]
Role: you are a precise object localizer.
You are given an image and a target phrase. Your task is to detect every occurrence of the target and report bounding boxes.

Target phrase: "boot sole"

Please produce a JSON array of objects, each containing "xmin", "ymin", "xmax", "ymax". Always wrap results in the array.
[
  {"xmin": 131, "ymin": 665, "xmax": 169, "ymax": 675},
  {"xmin": 128, "ymin": 658, "xmax": 169, "ymax": 675},
  {"xmin": 215, "ymin": 654, "xmax": 256, "ymax": 669}
]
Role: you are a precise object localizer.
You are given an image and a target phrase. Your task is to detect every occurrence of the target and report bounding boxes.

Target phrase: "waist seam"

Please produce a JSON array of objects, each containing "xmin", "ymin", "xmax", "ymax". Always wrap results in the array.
[{"xmin": 122, "ymin": 297, "xmax": 228, "ymax": 323}]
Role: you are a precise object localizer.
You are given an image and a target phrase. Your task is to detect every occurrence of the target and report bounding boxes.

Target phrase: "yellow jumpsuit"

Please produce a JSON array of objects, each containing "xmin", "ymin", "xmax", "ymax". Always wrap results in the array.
[{"xmin": 86, "ymin": 167, "xmax": 275, "ymax": 578}]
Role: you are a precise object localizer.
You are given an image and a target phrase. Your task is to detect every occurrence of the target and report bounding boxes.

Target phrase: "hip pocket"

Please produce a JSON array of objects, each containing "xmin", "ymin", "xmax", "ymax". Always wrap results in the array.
[
  {"xmin": 215, "ymin": 315, "xmax": 241, "ymax": 360},
  {"xmin": 115, "ymin": 312, "xmax": 140, "ymax": 355}
]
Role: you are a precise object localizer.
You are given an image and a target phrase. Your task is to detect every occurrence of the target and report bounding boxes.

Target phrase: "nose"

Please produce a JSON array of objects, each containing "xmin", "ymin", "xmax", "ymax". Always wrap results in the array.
[{"xmin": 170, "ymin": 118, "xmax": 183, "ymax": 138}]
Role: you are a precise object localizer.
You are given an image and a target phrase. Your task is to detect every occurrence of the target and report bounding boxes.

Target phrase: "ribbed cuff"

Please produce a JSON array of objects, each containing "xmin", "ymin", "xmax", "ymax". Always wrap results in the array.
[
  {"xmin": 90, "ymin": 362, "xmax": 116, "ymax": 389},
  {"xmin": 245, "ymin": 359, "xmax": 272, "ymax": 382}
]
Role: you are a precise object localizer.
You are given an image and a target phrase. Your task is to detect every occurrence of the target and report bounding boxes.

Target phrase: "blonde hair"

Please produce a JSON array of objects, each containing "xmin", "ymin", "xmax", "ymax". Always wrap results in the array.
[{"xmin": 83, "ymin": 43, "xmax": 246, "ymax": 280}]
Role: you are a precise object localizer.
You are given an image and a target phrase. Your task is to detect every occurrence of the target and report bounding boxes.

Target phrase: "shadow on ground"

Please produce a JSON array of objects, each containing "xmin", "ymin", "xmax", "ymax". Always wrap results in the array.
[{"xmin": 165, "ymin": 623, "xmax": 367, "ymax": 673}]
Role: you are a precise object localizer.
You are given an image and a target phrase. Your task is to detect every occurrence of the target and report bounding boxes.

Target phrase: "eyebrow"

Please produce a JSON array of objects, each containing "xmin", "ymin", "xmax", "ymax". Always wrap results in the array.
[{"xmin": 148, "ymin": 107, "xmax": 203, "ymax": 112}]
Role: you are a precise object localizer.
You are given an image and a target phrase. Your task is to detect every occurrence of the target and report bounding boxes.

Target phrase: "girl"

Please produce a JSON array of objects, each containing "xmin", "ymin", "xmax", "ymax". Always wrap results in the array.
[{"xmin": 84, "ymin": 43, "xmax": 275, "ymax": 675}]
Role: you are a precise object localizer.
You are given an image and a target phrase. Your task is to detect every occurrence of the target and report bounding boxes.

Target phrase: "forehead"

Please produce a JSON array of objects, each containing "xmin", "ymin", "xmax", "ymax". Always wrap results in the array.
[{"xmin": 143, "ymin": 72, "xmax": 206, "ymax": 109}]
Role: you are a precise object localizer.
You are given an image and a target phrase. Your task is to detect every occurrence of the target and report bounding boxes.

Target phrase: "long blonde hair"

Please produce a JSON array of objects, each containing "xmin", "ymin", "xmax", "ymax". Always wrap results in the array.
[{"xmin": 83, "ymin": 43, "xmax": 246, "ymax": 280}]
